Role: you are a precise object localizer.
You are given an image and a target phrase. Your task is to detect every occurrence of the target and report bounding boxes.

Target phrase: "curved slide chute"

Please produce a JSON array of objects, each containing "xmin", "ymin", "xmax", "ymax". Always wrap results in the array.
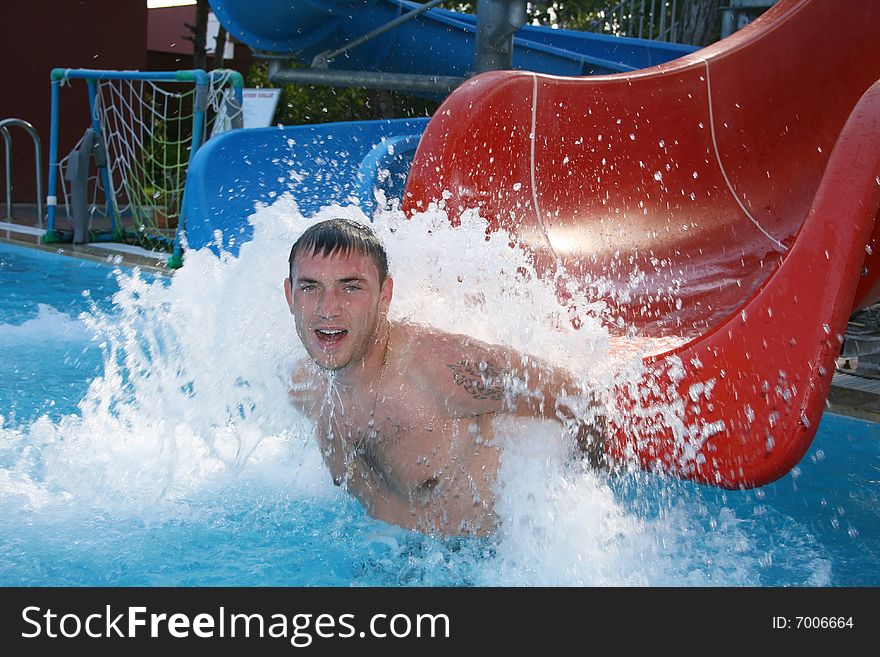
[
  {"xmin": 402, "ymin": 0, "xmax": 880, "ymax": 487},
  {"xmin": 210, "ymin": 0, "xmax": 694, "ymax": 77}
]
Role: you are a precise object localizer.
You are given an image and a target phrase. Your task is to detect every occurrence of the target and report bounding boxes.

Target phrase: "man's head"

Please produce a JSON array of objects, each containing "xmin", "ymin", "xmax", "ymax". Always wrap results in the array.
[{"xmin": 284, "ymin": 219, "xmax": 393, "ymax": 371}]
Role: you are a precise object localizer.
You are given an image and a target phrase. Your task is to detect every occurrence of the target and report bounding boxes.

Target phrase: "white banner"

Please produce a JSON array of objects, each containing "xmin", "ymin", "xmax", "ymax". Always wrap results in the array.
[
  {"xmin": 211, "ymin": 87, "xmax": 282, "ymax": 137},
  {"xmin": 241, "ymin": 88, "xmax": 282, "ymax": 129}
]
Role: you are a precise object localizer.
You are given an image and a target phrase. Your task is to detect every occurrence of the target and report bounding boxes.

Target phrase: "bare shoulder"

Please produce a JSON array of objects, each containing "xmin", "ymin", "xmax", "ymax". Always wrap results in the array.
[
  {"xmin": 288, "ymin": 357, "xmax": 325, "ymax": 420},
  {"xmin": 395, "ymin": 322, "xmax": 491, "ymax": 373},
  {"xmin": 393, "ymin": 322, "xmax": 587, "ymax": 423},
  {"xmin": 399, "ymin": 322, "xmax": 497, "ymax": 360},
  {"xmin": 394, "ymin": 322, "xmax": 514, "ymax": 414}
]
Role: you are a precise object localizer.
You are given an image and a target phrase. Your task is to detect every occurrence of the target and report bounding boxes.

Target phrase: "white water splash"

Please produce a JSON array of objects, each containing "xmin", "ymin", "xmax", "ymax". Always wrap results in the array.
[
  {"xmin": 0, "ymin": 196, "xmax": 832, "ymax": 585},
  {"xmin": 0, "ymin": 304, "xmax": 91, "ymax": 345}
]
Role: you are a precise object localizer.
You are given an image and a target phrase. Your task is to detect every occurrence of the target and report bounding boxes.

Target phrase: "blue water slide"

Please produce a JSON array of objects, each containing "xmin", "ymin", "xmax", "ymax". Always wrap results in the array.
[
  {"xmin": 212, "ymin": 0, "xmax": 695, "ymax": 77},
  {"xmin": 184, "ymin": 118, "xmax": 429, "ymax": 252},
  {"xmin": 182, "ymin": 1, "xmax": 697, "ymax": 254}
]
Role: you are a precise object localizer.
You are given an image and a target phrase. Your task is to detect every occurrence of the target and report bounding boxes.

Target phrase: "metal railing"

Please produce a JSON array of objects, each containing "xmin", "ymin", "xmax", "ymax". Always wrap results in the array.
[
  {"xmin": 589, "ymin": 0, "xmax": 682, "ymax": 42},
  {"xmin": 0, "ymin": 118, "xmax": 44, "ymax": 226}
]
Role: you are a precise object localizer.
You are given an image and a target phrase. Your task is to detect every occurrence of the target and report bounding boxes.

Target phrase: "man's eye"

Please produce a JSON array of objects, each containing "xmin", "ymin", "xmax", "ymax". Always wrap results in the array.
[
  {"xmin": 344, "ymin": 285, "xmax": 362, "ymax": 292},
  {"xmin": 298, "ymin": 284, "xmax": 318, "ymax": 292}
]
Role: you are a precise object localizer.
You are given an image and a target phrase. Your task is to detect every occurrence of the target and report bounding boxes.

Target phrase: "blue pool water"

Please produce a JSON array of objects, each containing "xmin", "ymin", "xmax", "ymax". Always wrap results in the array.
[
  {"xmin": 0, "ymin": 226, "xmax": 878, "ymax": 587},
  {"xmin": 0, "ymin": 244, "xmax": 124, "ymax": 425}
]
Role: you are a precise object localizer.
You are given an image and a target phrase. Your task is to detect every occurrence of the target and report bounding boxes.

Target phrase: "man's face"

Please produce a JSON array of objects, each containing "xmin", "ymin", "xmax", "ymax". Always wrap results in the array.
[{"xmin": 284, "ymin": 248, "xmax": 393, "ymax": 371}]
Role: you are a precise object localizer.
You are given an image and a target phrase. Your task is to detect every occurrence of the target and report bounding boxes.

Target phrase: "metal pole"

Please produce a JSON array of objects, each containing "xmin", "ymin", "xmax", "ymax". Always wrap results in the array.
[
  {"xmin": 269, "ymin": 62, "xmax": 464, "ymax": 94},
  {"xmin": 0, "ymin": 119, "xmax": 44, "ymax": 227},
  {"xmin": 313, "ymin": 0, "xmax": 449, "ymax": 68},
  {"xmin": 28, "ymin": 124, "xmax": 43, "ymax": 228},
  {"xmin": 1, "ymin": 127, "xmax": 11, "ymax": 220},
  {"xmin": 171, "ymin": 69, "xmax": 209, "ymax": 268},
  {"xmin": 671, "ymin": 0, "xmax": 678, "ymax": 41},
  {"xmin": 473, "ymin": 0, "xmax": 528, "ymax": 74},
  {"xmin": 659, "ymin": 0, "xmax": 667, "ymax": 41},
  {"xmin": 46, "ymin": 77, "xmax": 61, "ymax": 238},
  {"xmin": 227, "ymin": 71, "xmax": 245, "ymax": 130},
  {"xmin": 639, "ymin": 0, "xmax": 646, "ymax": 39}
]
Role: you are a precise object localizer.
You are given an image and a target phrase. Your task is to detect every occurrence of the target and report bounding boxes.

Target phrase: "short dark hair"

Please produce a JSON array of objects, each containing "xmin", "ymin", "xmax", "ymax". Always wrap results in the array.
[{"xmin": 288, "ymin": 218, "xmax": 389, "ymax": 283}]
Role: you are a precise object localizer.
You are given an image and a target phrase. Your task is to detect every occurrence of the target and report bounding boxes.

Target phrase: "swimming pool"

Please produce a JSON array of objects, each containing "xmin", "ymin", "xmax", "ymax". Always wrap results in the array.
[{"xmin": 1, "ymin": 209, "xmax": 878, "ymax": 586}]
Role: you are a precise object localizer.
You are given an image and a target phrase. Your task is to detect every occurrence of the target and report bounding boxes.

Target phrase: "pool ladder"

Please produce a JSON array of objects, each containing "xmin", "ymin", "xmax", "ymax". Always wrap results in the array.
[{"xmin": 0, "ymin": 118, "xmax": 44, "ymax": 226}]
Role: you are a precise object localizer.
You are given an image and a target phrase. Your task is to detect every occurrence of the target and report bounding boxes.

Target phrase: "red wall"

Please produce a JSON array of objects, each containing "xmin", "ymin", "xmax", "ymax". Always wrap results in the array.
[
  {"xmin": 0, "ymin": 1, "xmax": 147, "ymax": 206},
  {"xmin": 146, "ymin": 6, "xmax": 254, "ymax": 79}
]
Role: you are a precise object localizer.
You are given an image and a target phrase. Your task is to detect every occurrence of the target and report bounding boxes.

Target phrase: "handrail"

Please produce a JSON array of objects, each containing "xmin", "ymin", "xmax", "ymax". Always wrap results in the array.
[
  {"xmin": 588, "ymin": 0, "xmax": 681, "ymax": 42},
  {"xmin": 0, "ymin": 118, "xmax": 44, "ymax": 226}
]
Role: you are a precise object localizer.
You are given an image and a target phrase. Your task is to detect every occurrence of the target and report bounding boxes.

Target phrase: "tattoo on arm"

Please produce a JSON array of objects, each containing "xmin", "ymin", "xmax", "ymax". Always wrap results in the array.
[{"xmin": 447, "ymin": 360, "xmax": 508, "ymax": 401}]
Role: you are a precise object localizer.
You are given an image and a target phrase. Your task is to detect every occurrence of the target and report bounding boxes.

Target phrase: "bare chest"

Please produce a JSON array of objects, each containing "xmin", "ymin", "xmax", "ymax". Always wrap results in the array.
[{"xmin": 316, "ymin": 394, "xmax": 497, "ymax": 500}]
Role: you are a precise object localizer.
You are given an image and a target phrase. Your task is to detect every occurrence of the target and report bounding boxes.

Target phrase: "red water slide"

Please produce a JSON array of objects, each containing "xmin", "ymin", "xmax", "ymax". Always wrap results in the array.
[{"xmin": 403, "ymin": 0, "xmax": 880, "ymax": 487}]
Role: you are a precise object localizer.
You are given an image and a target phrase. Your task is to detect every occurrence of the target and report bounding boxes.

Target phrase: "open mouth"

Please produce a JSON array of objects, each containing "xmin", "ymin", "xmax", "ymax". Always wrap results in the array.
[{"xmin": 315, "ymin": 328, "xmax": 348, "ymax": 347}]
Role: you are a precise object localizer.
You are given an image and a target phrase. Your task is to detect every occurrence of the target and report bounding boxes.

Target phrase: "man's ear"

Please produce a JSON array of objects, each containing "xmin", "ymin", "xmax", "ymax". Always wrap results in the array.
[
  {"xmin": 283, "ymin": 277, "xmax": 294, "ymax": 312},
  {"xmin": 380, "ymin": 276, "xmax": 394, "ymax": 312}
]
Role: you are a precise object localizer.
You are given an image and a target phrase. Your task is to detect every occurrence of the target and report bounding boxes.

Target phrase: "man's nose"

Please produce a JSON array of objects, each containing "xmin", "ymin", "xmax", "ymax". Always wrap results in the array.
[{"xmin": 315, "ymin": 288, "xmax": 342, "ymax": 318}]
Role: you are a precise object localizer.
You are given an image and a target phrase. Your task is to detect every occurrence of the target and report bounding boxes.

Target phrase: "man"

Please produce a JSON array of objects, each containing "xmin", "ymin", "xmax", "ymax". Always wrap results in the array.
[{"xmin": 284, "ymin": 218, "xmax": 605, "ymax": 536}]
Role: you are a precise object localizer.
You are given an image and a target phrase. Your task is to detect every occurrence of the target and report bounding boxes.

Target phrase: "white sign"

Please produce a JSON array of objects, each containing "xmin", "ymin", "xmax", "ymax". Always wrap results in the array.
[
  {"xmin": 211, "ymin": 87, "xmax": 282, "ymax": 137},
  {"xmin": 241, "ymin": 88, "xmax": 282, "ymax": 128}
]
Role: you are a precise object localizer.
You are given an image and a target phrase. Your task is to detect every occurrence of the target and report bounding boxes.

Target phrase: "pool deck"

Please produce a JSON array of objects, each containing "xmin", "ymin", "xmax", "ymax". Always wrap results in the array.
[
  {"xmin": 2, "ymin": 204, "xmax": 879, "ymax": 426},
  {"xmin": 1, "ymin": 206, "xmax": 171, "ymax": 273}
]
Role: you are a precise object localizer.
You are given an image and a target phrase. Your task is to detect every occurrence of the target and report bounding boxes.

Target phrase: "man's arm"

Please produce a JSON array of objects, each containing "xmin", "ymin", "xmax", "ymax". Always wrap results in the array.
[{"xmin": 419, "ymin": 329, "xmax": 607, "ymax": 466}]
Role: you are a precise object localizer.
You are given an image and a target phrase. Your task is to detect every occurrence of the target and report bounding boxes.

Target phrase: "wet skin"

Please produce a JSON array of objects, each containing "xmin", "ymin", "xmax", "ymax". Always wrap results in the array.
[{"xmin": 284, "ymin": 248, "xmax": 603, "ymax": 536}]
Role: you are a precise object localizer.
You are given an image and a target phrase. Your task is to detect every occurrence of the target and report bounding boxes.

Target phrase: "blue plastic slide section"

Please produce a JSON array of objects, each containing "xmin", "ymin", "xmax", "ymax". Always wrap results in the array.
[
  {"xmin": 210, "ymin": 0, "xmax": 698, "ymax": 77},
  {"xmin": 183, "ymin": 118, "xmax": 429, "ymax": 253},
  {"xmin": 429, "ymin": 8, "xmax": 697, "ymax": 72}
]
